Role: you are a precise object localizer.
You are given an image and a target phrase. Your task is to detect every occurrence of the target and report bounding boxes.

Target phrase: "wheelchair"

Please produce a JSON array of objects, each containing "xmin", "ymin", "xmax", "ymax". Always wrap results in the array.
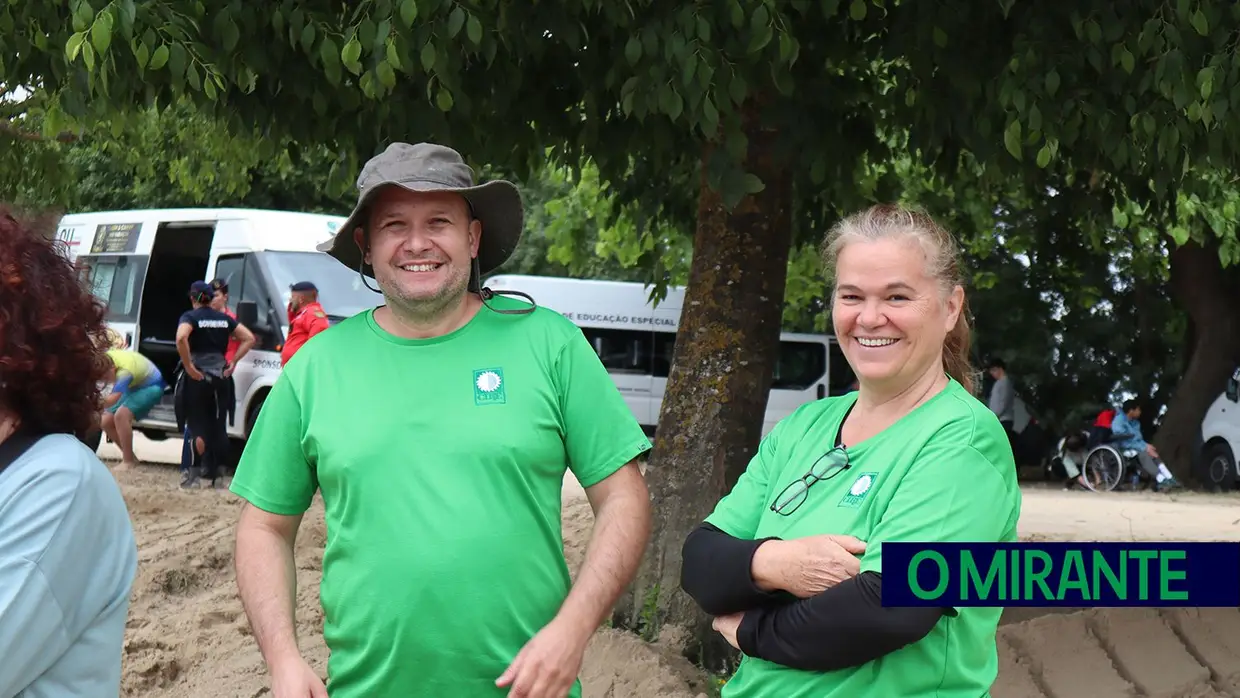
[{"xmin": 1052, "ymin": 426, "xmax": 1149, "ymax": 492}]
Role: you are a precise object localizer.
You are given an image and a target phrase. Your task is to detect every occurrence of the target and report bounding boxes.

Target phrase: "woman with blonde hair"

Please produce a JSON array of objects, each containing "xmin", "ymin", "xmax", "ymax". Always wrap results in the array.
[{"xmin": 680, "ymin": 204, "xmax": 1022, "ymax": 697}]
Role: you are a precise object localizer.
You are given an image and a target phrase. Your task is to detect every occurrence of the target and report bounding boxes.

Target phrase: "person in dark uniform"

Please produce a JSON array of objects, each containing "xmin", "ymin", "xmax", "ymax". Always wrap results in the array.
[{"xmin": 175, "ymin": 281, "xmax": 255, "ymax": 489}]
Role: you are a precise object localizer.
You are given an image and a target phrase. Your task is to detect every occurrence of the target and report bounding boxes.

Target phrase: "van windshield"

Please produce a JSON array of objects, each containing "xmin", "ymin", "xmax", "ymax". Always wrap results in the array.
[
  {"xmin": 76, "ymin": 254, "xmax": 148, "ymax": 323},
  {"xmin": 259, "ymin": 251, "xmax": 380, "ymax": 321}
]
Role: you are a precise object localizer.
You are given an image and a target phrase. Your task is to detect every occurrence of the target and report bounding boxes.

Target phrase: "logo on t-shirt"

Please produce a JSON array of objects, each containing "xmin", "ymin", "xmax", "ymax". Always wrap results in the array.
[
  {"xmin": 473, "ymin": 368, "xmax": 506, "ymax": 406},
  {"xmin": 838, "ymin": 471, "xmax": 878, "ymax": 508}
]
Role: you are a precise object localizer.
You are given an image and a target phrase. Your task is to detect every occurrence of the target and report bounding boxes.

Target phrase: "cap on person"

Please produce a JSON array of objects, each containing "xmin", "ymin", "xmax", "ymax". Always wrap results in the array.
[
  {"xmin": 317, "ymin": 142, "xmax": 524, "ymax": 280},
  {"xmin": 210, "ymin": 278, "xmax": 229, "ymax": 294},
  {"xmin": 189, "ymin": 280, "xmax": 213, "ymax": 297},
  {"xmin": 290, "ymin": 281, "xmax": 318, "ymax": 292}
]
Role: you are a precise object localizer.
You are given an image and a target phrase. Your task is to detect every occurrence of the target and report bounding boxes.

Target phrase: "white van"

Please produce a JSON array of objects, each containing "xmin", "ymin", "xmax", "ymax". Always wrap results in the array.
[
  {"xmin": 57, "ymin": 208, "xmax": 380, "ymax": 456},
  {"xmin": 482, "ymin": 274, "xmax": 856, "ymax": 436},
  {"xmin": 1195, "ymin": 367, "xmax": 1240, "ymax": 490}
]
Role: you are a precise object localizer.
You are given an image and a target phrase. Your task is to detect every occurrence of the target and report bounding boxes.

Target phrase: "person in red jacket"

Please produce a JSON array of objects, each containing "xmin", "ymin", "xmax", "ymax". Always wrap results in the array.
[{"xmin": 281, "ymin": 281, "xmax": 330, "ymax": 366}]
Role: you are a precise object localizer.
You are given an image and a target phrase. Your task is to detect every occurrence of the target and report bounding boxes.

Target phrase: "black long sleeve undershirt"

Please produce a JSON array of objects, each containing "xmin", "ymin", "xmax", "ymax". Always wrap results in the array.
[
  {"xmin": 679, "ymin": 522, "xmax": 790, "ymax": 615},
  {"xmin": 680, "ymin": 522, "xmax": 948, "ymax": 672},
  {"xmin": 736, "ymin": 571, "xmax": 947, "ymax": 671}
]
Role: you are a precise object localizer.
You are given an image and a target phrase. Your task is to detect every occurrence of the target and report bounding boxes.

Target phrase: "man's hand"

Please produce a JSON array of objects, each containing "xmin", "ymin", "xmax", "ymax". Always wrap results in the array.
[
  {"xmin": 712, "ymin": 613, "xmax": 743, "ymax": 651},
  {"xmin": 223, "ymin": 362, "xmax": 235, "ymax": 378},
  {"xmin": 1147, "ymin": 443, "xmax": 1159, "ymax": 458},
  {"xmin": 186, "ymin": 364, "xmax": 205, "ymax": 381},
  {"xmin": 752, "ymin": 534, "xmax": 867, "ymax": 598},
  {"xmin": 270, "ymin": 655, "xmax": 327, "ymax": 698},
  {"xmin": 495, "ymin": 617, "xmax": 591, "ymax": 698}
]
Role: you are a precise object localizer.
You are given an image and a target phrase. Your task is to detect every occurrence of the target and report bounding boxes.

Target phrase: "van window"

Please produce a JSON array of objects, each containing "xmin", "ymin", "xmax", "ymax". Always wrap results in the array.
[
  {"xmin": 581, "ymin": 327, "xmax": 652, "ymax": 374},
  {"xmin": 213, "ymin": 255, "xmax": 245, "ymax": 311},
  {"xmin": 772, "ymin": 341, "xmax": 827, "ymax": 391},
  {"xmin": 652, "ymin": 331, "xmax": 827, "ymax": 390},
  {"xmin": 76, "ymin": 254, "xmax": 147, "ymax": 323},
  {"xmin": 828, "ymin": 341, "xmax": 856, "ymax": 395}
]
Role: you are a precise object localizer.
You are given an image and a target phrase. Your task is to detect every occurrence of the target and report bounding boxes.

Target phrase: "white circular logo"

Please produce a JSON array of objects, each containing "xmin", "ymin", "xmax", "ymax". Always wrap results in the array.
[
  {"xmin": 476, "ymin": 371, "xmax": 502, "ymax": 393},
  {"xmin": 850, "ymin": 475, "xmax": 873, "ymax": 497}
]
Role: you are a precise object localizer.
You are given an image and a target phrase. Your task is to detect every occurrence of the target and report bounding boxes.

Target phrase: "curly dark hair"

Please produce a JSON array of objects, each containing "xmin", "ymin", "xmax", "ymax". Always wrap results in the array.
[{"xmin": 0, "ymin": 208, "xmax": 113, "ymax": 438}]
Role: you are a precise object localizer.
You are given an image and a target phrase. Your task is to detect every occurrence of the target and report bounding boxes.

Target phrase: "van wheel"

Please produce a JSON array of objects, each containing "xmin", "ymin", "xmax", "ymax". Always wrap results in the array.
[{"xmin": 1201, "ymin": 441, "xmax": 1237, "ymax": 491}]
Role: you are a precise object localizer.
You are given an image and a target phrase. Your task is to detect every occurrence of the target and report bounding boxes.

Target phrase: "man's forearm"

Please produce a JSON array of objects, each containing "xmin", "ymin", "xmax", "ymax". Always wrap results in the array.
[
  {"xmin": 555, "ymin": 481, "xmax": 651, "ymax": 636},
  {"xmin": 235, "ymin": 525, "xmax": 302, "ymax": 667},
  {"xmin": 232, "ymin": 338, "xmax": 255, "ymax": 364},
  {"xmin": 175, "ymin": 339, "xmax": 193, "ymax": 370}
]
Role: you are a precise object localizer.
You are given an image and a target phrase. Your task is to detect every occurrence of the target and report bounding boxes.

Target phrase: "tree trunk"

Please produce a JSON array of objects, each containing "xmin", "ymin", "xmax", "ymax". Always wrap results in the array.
[
  {"xmin": 1155, "ymin": 239, "xmax": 1240, "ymax": 484},
  {"xmin": 612, "ymin": 98, "xmax": 793, "ymax": 674}
]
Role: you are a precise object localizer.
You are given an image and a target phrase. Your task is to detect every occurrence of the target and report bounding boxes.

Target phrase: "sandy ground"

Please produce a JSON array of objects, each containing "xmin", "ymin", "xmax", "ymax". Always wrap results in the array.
[{"xmin": 101, "ymin": 436, "xmax": 1240, "ymax": 698}]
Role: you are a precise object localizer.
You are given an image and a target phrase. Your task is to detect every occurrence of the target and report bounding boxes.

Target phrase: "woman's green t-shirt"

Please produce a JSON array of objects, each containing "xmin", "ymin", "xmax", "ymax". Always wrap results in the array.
[{"xmin": 705, "ymin": 378, "xmax": 1022, "ymax": 698}]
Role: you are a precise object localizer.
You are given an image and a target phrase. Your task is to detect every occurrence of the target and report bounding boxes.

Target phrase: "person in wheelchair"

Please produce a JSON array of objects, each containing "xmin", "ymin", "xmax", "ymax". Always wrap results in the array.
[{"xmin": 1110, "ymin": 399, "xmax": 1181, "ymax": 492}]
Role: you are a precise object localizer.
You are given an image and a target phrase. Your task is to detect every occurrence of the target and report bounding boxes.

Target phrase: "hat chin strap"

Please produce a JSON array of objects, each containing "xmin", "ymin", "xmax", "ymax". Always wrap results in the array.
[
  {"xmin": 472, "ymin": 257, "xmax": 537, "ymax": 315},
  {"xmin": 354, "ymin": 255, "xmax": 536, "ymax": 316}
]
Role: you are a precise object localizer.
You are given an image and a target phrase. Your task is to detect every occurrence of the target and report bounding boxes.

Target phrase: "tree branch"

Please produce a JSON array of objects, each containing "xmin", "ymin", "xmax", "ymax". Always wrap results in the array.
[{"xmin": 0, "ymin": 121, "xmax": 79, "ymax": 143}]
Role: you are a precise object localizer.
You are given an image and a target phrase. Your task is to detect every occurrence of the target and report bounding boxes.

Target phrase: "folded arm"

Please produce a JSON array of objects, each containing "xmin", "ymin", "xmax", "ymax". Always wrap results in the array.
[
  {"xmin": 680, "ymin": 522, "xmax": 787, "ymax": 615},
  {"xmin": 736, "ymin": 572, "xmax": 946, "ymax": 671}
]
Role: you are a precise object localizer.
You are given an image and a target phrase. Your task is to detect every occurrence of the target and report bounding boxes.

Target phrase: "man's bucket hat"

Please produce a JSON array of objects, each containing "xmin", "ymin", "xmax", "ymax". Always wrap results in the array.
[{"xmin": 318, "ymin": 142, "xmax": 524, "ymax": 280}]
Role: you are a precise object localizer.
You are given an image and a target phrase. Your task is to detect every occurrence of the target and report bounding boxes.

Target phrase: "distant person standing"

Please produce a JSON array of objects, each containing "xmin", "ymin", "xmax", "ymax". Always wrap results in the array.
[
  {"xmin": 182, "ymin": 278, "xmax": 240, "ymax": 476},
  {"xmin": 986, "ymin": 358, "xmax": 1017, "ymax": 450},
  {"xmin": 281, "ymin": 281, "xmax": 330, "ymax": 366},
  {"xmin": 175, "ymin": 281, "xmax": 255, "ymax": 489}
]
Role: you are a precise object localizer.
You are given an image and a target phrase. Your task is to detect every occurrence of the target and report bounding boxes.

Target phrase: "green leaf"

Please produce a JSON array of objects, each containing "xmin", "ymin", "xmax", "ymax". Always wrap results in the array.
[
  {"xmin": 377, "ymin": 61, "xmax": 396, "ymax": 89},
  {"xmin": 81, "ymin": 42, "xmax": 96, "ymax": 71},
  {"xmin": 186, "ymin": 62, "xmax": 200, "ymax": 90},
  {"xmin": 1003, "ymin": 119, "xmax": 1022, "ymax": 159},
  {"xmin": 436, "ymin": 86, "xmax": 454, "ymax": 111},
  {"xmin": 168, "ymin": 42, "xmax": 186, "ymax": 77},
  {"xmin": 343, "ymin": 37, "xmax": 363, "ymax": 74},
  {"xmin": 742, "ymin": 173, "xmax": 765, "ymax": 194},
  {"xmin": 1027, "ymin": 104, "xmax": 1042, "ymax": 133},
  {"xmin": 90, "ymin": 11, "xmax": 113, "ymax": 55},
  {"xmin": 222, "ymin": 16, "xmax": 240, "ymax": 53},
  {"xmin": 1170, "ymin": 225, "xmax": 1190, "ymax": 246},
  {"xmin": 729, "ymin": 73, "xmax": 747, "ymax": 104},
  {"xmin": 849, "ymin": 0, "xmax": 867, "ymax": 21},
  {"xmin": 933, "ymin": 27, "xmax": 947, "ymax": 48},
  {"xmin": 1198, "ymin": 66, "xmax": 1215, "ymax": 100},
  {"xmin": 400, "ymin": 0, "xmax": 419, "ymax": 27},
  {"xmin": 821, "ymin": 0, "xmax": 841, "ymax": 16},
  {"xmin": 420, "ymin": 41, "xmax": 436, "ymax": 71},
  {"xmin": 320, "ymin": 37, "xmax": 342, "ymax": 84},
  {"xmin": 701, "ymin": 97, "xmax": 719, "ymax": 135},
  {"xmin": 148, "ymin": 43, "xmax": 169, "ymax": 70},
  {"xmin": 662, "ymin": 85, "xmax": 684, "ymax": 120},
  {"xmin": 134, "ymin": 41, "xmax": 149, "ymax": 69},
  {"xmin": 386, "ymin": 40, "xmax": 402, "ymax": 71},
  {"xmin": 625, "ymin": 36, "xmax": 641, "ymax": 65},
  {"xmin": 1045, "ymin": 69, "xmax": 1060, "ymax": 96},
  {"xmin": 65, "ymin": 31, "xmax": 86, "ymax": 62},
  {"xmin": 448, "ymin": 7, "xmax": 465, "ymax": 38},
  {"xmin": 204, "ymin": 75, "xmax": 218, "ymax": 100},
  {"xmin": 1120, "ymin": 47, "xmax": 1134, "ymax": 74},
  {"xmin": 301, "ymin": 23, "xmax": 316, "ymax": 53},
  {"xmin": 1036, "ymin": 144, "xmax": 1051, "ymax": 168},
  {"xmin": 466, "ymin": 14, "xmax": 482, "ymax": 45},
  {"xmin": 1190, "ymin": 9, "xmax": 1208, "ymax": 36}
]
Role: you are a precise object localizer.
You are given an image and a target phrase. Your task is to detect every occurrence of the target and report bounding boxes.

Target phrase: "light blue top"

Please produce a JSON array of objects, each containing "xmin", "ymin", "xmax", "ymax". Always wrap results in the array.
[
  {"xmin": 0, "ymin": 434, "xmax": 138, "ymax": 698},
  {"xmin": 1109, "ymin": 411, "xmax": 1149, "ymax": 452}
]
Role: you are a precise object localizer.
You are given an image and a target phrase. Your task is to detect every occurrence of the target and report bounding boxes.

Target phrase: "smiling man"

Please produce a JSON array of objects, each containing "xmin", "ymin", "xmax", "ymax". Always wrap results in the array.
[{"xmin": 229, "ymin": 142, "xmax": 653, "ymax": 698}]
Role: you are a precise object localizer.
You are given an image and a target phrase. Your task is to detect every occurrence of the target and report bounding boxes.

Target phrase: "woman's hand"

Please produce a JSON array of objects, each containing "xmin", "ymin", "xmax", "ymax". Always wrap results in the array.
[
  {"xmin": 752, "ymin": 534, "xmax": 867, "ymax": 598},
  {"xmin": 712, "ymin": 613, "xmax": 743, "ymax": 650}
]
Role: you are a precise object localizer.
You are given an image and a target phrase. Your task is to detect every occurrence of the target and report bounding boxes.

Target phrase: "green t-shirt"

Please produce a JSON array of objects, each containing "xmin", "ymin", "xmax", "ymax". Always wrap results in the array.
[
  {"xmin": 229, "ymin": 297, "xmax": 652, "ymax": 698},
  {"xmin": 705, "ymin": 378, "xmax": 1021, "ymax": 698}
]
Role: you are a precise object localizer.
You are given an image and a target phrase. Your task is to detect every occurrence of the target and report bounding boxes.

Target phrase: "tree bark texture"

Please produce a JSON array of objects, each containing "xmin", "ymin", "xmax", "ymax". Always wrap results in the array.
[
  {"xmin": 1157, "ymin": 238, "xmax": 1240, "ymax": 485},
  {"xmin": 612, "ymin": 98, "xmax": 793, "ymax": 674}
]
